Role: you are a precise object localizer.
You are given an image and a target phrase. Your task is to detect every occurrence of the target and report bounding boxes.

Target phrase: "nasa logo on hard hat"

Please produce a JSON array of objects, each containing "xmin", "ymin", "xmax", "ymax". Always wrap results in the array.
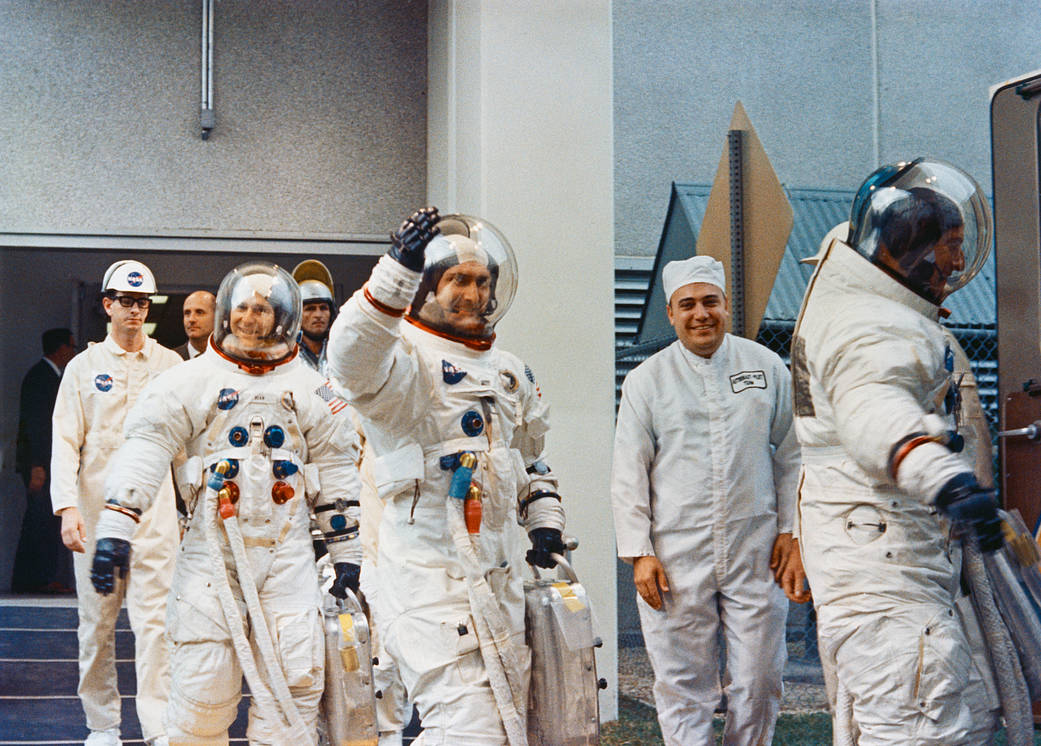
[
  {"xmin": 94, "ymin": 374, "xmax": 113, "ymax": 392},
  {"xmin": 127, "ymin": 271, "xmax": 144, "ymax": 288}
]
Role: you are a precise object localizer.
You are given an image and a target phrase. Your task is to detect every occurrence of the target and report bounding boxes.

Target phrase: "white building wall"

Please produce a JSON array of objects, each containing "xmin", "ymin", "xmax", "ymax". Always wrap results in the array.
[
  {"xmin": 0, "ymin": 0, "xmax": 428, "ymax": 236},
  {"xmin": 428, "ymin": 0, "xmax": 619, "ymax": 722},
  {"xmin": 614, "ymin": 0, "xmax": 1041, "ymax": 256}
]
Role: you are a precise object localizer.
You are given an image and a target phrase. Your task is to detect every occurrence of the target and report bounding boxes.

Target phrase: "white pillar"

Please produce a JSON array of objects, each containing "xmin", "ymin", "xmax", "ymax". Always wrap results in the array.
[{"xmin": 428, "ymin": 0, "xmax": 618, "ymax": 722}]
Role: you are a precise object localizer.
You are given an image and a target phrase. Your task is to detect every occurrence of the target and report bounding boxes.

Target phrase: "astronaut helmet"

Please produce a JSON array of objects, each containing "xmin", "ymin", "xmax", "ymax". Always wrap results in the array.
[
  {"xmin": 847, "ymin": 157, "xmax": 992, "ymax": 304},
  {"xmin": 292, "ymin": 259, "xmax": 335, "ymax": 307},
  {"xmin": 213, "ymin": 262, "xmax": 301, "ymax": 370},
  {"xmin": 406, "ymin": 214, "xmax": 518, "ymax": 348},
  {"xmin": 102, "ymin": 260, "xmax": 157, "ymax": 294}
]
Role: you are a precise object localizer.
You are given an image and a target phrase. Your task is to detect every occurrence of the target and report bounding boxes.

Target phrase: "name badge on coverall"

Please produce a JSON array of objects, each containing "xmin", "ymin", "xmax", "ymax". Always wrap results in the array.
[{"xmin": 729, "ymin": 370, "xmax": 767, "ymax": 394}]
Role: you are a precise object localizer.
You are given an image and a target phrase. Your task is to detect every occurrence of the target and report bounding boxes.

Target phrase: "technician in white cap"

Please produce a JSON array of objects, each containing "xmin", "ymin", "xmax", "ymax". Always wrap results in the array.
[
  {"xmin": 51, "ymin": 260, "xmax": 182, "ymax": 746},
  {"xmin": 610, "ymin": 255, "xmax": 803, "ymax": 745}
]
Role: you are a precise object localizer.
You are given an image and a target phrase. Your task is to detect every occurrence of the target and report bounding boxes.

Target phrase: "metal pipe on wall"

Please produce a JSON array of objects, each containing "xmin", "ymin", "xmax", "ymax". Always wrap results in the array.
[{"xmin": 201, "ymin": 0, "xmax": 215, "ymax": 139}]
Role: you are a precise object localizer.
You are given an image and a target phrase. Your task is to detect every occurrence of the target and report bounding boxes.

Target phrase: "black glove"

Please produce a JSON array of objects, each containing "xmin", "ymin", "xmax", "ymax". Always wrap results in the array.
[
  {"xmin": 389, "ymin": 207, "xmax": 440, "ymax": 272},
  {"xmin": 330, "ymin": 562, "xmax": 361, "ymax": 599},
  {"xmin": 91, "ymin": 538, "xmax": 131, "ymax": 596},
  {"xmin": 526, "ymin": 528, "xmax": 566, "ymax": 569},
  {"xmin": 934, "ymin": 473, "xmax": 1004, "ymax": 553}
]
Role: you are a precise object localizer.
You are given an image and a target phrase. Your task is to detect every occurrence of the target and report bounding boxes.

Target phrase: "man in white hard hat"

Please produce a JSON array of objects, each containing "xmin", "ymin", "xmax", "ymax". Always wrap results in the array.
[
  {"xmin": 51, "ymin": 260, "xmax": 182, "ymax": 746},
  {"xmin": 610, "ymin": 255, "xmax": 804, "ymax": 745}
]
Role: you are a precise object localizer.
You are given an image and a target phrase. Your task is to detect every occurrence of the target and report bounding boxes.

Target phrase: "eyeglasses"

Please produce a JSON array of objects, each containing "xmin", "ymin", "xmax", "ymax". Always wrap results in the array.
[{"xmin": 112, "ymin": 295, "xmax": 152, "ymax": 309}]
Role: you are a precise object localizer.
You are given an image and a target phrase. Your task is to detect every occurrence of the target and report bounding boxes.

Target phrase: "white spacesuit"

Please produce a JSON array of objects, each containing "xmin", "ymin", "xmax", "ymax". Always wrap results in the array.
[
  {"xmin": 356, "ymin": 437, "xmax": 413, "ymax": 746},
  {"xmin": 792, "ymin": 159, "xmax": 1002, "ymax": 743},
  {"xmin": 90, "ymin": 262, "xmax": 362, "ymax": 746},
  {"xmin": 51, "ymin": 260, "xmax": 181, "ymax": 746},
  {"xmin": 611, "ymin": 256, "xmax": 800, "ymax": 745},
  {"xmin": 328, "ymin": 209, "xmax": 566, "ymax": 745}
]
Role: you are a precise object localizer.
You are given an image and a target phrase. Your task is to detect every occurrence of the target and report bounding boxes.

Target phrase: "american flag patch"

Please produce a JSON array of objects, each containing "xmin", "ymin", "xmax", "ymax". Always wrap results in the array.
[
  {"xmin": 315, "ymin": 380, "xmax": 349, "ymax": 415},
  {"xmin": 524, "ymin": 364, "xmax": 542, "ymax": 399}
]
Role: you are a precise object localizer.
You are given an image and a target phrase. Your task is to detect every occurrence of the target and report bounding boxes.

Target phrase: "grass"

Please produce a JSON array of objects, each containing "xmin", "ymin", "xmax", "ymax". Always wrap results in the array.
[{"xmin": 601, "ymin": 695, "xmax": 1041, "ymax": 745}]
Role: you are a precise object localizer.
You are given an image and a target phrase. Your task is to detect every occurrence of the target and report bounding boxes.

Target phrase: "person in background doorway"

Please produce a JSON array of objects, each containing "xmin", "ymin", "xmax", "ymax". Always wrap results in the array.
[
  {"xmin": 175, "ymin": 290, "xmax": 216, "ymax": 360},
  {"xmin": 12, "ymin": 327, "xmax": 77, "ymax": 594}
]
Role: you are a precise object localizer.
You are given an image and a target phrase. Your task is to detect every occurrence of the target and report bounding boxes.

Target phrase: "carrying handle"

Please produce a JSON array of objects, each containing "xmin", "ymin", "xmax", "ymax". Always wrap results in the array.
[{"xmin": 528, "ymin": 536, "xmax": 580, "ymax": 582}]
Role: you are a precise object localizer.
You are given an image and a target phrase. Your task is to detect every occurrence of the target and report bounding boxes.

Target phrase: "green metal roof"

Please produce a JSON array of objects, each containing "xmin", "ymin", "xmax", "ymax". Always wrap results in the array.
[{"xmin": 631, "ymin": 182, "xmax": 997, "ymax": 347}]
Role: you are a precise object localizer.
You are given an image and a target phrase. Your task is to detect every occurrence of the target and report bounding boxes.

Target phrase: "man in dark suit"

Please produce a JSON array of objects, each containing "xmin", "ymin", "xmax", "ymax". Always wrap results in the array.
[
  {"xmin": 174, "ymin": 290, "xmax": 215, "ymax": 360},
  {"xmin": 12, "ymin": 327, "xmax": 77, "ymax": 592}
]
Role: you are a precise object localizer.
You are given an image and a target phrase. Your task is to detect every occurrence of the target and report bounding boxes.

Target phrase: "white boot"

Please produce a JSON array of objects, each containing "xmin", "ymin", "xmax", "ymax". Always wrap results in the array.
[
  {"xmin": 378, "ymin": 731, "xmax": 403, "ymax": 746},
  {"xmin": 84, "ymin": 728, "xmax": 121, "ymax": 746}
]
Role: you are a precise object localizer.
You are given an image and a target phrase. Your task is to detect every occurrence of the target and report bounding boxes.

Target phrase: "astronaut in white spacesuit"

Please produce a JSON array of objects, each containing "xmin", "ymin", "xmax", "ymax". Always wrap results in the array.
[
  {"xmin": 327, "ymin": 208, "xmax": 567, "ymax": 745},
  {"xmin": 356, "ymin": 439, "xmax": 414, "ymax": 746},
  {"xmin": 611, "ymin": 255, "xmax": 802, "ymax": 745},
  {"xmin": 89, "ymin": 262, "xmax": 363, "ymax": 746},
  {"xmin": 792, "ymin": 158, "xmax": 1003, "ymax": 743},
  {"xmin": 51, "ymin": 259, "xmax": 181, "ymax": 746},
  {"xmin": 293, "ymin": 259, "xmax": 336, "ymax": 377}
]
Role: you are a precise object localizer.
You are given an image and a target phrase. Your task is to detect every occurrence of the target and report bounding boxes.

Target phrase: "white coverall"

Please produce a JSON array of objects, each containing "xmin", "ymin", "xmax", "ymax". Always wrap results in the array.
[
  {"xmin": 99, "ymin": 347, "xmax": 362, "ymax": 745},
  {"xmin": 50, "ymin": 335, "xmax": 181, "ymax": 742},
  {"xmin": 328, "ymin": 255, "xmax": 565, "ymax": 746},
  {"xmin": 792, "ymin": 238, "xmax": 1000, "ymax": 744},
  {"xmin": 611, "ymin": 334, "xmax": 800, "ymax": 745}
]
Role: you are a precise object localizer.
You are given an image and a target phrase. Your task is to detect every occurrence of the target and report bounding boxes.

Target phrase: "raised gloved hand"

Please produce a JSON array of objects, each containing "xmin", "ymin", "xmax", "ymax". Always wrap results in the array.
[
  {"xmin": 91, "ymin": 538, "xmax": 131, "ymax": 595},
  {"xmin": 330, "ymin": 562, "xmax": 361, "ymax": 599},
  {"xmin": 388, "ymin": 207, "xmax": 440, "ymax": 272},
  {"xmin": 934, "ymin": 473, "xmax": 1004, "ymax": 553},
  {"xmin": 526, "ymin": 527, "xmax": 566, "ymax": 569}
]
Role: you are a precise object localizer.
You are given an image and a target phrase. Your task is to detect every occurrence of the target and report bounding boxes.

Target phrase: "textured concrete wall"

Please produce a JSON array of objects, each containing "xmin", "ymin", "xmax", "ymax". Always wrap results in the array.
[
  {"xmin": 0, "ymin": 0, "xmax": 426, "ymax": 592},
  {"xmin": 0, "ymin": 0, "xmax": 427, "ymax": 236},
  {"xmin": 614, "ymin": 0, "xmax": 1041, "ymax": 256}
]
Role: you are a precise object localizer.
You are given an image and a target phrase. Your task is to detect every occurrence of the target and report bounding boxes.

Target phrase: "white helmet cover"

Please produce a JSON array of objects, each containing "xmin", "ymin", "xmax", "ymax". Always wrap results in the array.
[
  {"xmin": 102, "ymin": 260, "xmax": 157, "ymax": 294},
  {"xmin": 213, "ymin": 262, "xmax": 301, "ymax": 366},
  {"xmin": 408, "ymin": 214, "xmax": 518, "ymax": 344}
]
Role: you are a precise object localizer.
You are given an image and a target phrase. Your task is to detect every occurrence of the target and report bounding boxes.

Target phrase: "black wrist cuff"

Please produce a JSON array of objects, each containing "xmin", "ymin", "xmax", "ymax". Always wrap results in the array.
[{"xmin": 518, "ymin": 490, "xmax": 561, "ymax": 518}]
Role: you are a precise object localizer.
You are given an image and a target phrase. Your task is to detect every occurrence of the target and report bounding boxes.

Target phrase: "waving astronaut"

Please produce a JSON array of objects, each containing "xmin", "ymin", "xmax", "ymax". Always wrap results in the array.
[
  {"xmin": 327, "ymin": 208, "xmax": 567, "ymax": 745},
  {"xmin": 89, "ymin": 262, "xmax": 362, "ymax": 746},
  {"xmin": 792, "ymin": 159, "xmax": 1002, "ymax": 743}
]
